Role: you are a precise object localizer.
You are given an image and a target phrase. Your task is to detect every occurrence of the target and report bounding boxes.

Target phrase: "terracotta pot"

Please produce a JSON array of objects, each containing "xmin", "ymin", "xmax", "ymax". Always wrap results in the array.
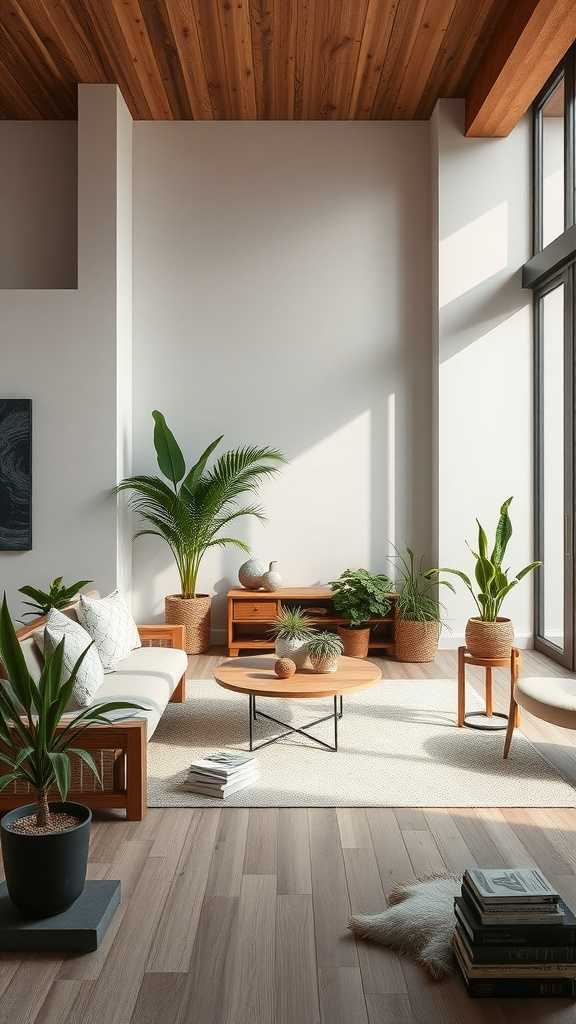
[
  {"xmin": 165, "ymin": 594, "xmax": 211, "ymax": 654},
  {"xmin": 309, "ymin": 654, "xmax": 340, "ymax": 674},
  {"xmin": 464, "ymin": 616, "xmax": 514, "ymax": 659},
  {"xmin": 396, "ymin": 619, "xmax": 439, "ymax": 663},
  {"xmin": 337, "ymin": 626, "xmax": 370, "ymax": 658}
]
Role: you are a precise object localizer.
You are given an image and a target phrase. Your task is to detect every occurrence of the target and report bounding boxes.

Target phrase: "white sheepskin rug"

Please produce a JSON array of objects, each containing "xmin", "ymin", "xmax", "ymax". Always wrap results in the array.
[{"xmin": 349, "ymin": 874, "xmax": 462, "ymax": 979}]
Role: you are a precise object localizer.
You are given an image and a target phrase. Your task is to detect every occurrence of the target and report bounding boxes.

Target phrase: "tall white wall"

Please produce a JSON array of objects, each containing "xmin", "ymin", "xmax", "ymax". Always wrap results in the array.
[
  {"xmin": 432, "ymin": 100, "xmax": 533, "ymax": 645},
  {"xmin": 132, "ymin": 122, "xmax": 433, "ymax": 634},
  {"xmin": 0, "ymin": 85, "xmax": 133, "ymax": 620}
]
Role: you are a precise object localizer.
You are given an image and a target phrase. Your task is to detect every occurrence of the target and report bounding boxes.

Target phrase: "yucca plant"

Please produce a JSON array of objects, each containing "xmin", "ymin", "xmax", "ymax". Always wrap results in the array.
[
  {"xmin": 18, "ymin": 577, "xmax": 93, "ymax": 620},
  {"xmin": 0, "ymin": 596, "xmax": 143, "ymax": 829},
  {"xmin": 425, "ymin": 497, "xmax": 541, "ymax": 622},
  {"xmin": 117, "ymin": 411, "xmax": 285, "ymax": 598}
]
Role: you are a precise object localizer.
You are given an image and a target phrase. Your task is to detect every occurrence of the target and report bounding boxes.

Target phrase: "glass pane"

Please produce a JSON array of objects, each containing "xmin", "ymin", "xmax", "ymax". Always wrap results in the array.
[
  {"xmin": 542, "ymin": 77, "xmax": 565, "ymax": 248},
  {"xmin": 541, "ymin": 283, "xmax": 565, "ymax": 648}
]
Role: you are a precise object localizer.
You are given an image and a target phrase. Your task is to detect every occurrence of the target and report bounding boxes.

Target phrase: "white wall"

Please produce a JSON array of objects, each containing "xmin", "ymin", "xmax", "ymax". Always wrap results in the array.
[
  {"xmin": 432, "ymin": 100, "xmax": 533, "ymax": 645},
  {"xmin": 132, "ymin": 122, "xmax": 433, "ymax": 634},
  {"xmin": 0, "ymin": 86, "xmax": 134, "ymax": 621},
  {"xmin": 0, "ymin": 122, "xmax": 77, "ymax": 289}
]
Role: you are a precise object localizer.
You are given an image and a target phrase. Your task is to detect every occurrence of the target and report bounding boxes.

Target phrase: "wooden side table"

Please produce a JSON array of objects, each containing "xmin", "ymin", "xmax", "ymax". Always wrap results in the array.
[{"xmin": 457, "ymin": 646, "xmax": 521, "ymax": 731}]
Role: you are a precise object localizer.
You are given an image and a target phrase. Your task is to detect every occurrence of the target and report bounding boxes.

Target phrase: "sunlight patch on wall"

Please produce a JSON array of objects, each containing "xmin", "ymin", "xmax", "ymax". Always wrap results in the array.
[{"xmin": 440, "ymin": 202, "xmax": 508, "ymax": 308}]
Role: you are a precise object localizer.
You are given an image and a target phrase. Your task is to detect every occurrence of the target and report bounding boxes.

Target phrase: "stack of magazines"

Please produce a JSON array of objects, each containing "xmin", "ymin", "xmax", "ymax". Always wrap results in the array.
[
  {"xmin": 183, "ymin": 751, "xmax": 257, "ymax": 799},
  {"xmin": 453, "ymin": 868, "xmax": 576, "ymax": 998}
]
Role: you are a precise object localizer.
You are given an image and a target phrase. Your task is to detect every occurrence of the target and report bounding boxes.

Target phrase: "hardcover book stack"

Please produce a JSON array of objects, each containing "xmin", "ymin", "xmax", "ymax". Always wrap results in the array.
[
  {"xmin": 183, "ymin": 751, "xmax": 257, "ymax": 799},
  {"xmin": 453, "ymin": 868, "xmax": 576, "ymax": 998}
]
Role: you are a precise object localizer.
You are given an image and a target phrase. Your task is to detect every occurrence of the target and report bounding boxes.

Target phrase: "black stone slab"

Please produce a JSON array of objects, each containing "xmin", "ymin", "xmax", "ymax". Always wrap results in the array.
[{"xmin": 0, "ymin": 879, "xmax": 120, "ymax": 952}]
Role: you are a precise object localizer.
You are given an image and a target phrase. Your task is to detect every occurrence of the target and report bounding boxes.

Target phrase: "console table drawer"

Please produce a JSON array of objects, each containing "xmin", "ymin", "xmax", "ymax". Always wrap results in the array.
[{"xmin": 234, "ymin": 600, "xmax": 277, "ymax": 621}]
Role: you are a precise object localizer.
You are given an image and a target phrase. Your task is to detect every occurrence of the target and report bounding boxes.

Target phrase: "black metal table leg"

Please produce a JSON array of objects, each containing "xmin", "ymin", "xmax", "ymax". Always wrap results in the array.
[
  {"xmin": 334, "ymin": 695, "xmax": 338, "ymax": 751},
  {"xmin": 248, "ymin": 694, "xmax": 253, "ymax": 751},
  {"xmin": 246, "ymin": 693, "xmax": 344, "ymax": 752}
]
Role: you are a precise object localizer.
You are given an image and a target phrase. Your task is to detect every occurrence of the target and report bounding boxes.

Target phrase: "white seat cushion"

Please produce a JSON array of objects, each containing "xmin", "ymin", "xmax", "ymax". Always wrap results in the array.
[
  {"xmin": 515, "ymin": 676, "xmax": 576, "ymax": 730},
  {"xmin": 86, "ymin": 646, "xmax": 188, "ymax": 739}
]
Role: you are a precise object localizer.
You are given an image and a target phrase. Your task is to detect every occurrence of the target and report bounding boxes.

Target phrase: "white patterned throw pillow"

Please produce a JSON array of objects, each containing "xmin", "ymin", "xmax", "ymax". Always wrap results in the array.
[
  {"xmin": 77, "ymin": 591, "xmax": 141, "ymax": 672},
  {"xmin": 41, "ymin": 609, "xmax": 104, "ymax": 709}
]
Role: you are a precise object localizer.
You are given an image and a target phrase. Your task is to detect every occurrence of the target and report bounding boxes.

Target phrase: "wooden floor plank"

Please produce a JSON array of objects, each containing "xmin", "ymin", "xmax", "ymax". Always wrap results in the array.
[
  {"xmin": 34, "ymin": 980, "xmax": 84, "ymax": 1024},
  {"xmin": 275, "ymin": 894, "xmax": 320, "ymax": 1024},
  {"xmin": 366, "ymin": 993, "xmax": 418, "ymax": 1023},
  {"xmin": 401, "ymin": 829, "xmax": 447, "ymax": 877},
  {"xmin": 277, "ymin": 808, "xmax": 312, "ymax": 894},
  {"xmin": 147, "ymin": 809, "xmax": 220, "ymax": 972},
  {"xmin": 177, "ymin": 896, "xmax": 238, "ymax": 1024},
  {"xmin": 204, "ymin": 809, "xmax": 249, "ymax": 897},
  {"xmin": 366, "ymin": 809, "xmax": 415, "ymax": 892},
  {"xmin": 223, "ymin": 874, "xmax": 276, "ymax": 1024},
  {"xmin": 318, "ymin": 966, "xmax": 369, "ymax": 1024},
  {"xmin": 309, "ymin": 809, "xmax": 358, "ymax": 968},
  {"xmin": 423, "ymin": 808, "xmax": 477, "ymax": 875},
  {"xmin": 244, "ymin": 808, "xmax": 278, "ymax": 874},
  {"xmin": 129, "ymin": 972, "xmax": 187, "ymax": 1024},
  {"xmin": 0, "ymin": 957, "xmax": 62, "ymax": 1024}
]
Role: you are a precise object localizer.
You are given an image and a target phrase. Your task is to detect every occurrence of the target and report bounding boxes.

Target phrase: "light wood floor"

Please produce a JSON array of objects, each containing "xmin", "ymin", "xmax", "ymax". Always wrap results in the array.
[{"xmin": 3, "ymin": 648, "xmax": 576, "ymax": 1024}]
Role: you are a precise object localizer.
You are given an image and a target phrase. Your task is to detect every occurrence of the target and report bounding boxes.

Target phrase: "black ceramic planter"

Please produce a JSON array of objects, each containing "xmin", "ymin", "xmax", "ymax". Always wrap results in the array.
[{"xmin": 0, "ymin": 802, "xmax": 91, "ymax": 918}]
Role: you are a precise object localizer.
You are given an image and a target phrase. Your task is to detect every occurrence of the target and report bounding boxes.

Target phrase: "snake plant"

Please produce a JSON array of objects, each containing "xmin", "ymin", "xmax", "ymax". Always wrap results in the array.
[{"xmin": 425, "ymin": 497, "xmax": 541, "ymax": 622}]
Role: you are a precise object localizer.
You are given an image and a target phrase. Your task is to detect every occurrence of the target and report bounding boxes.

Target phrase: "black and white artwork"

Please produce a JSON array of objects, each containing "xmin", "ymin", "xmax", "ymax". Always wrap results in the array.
[{"xmin": 0, "ymin": 399, "xmax": 32, "ymax": 551}]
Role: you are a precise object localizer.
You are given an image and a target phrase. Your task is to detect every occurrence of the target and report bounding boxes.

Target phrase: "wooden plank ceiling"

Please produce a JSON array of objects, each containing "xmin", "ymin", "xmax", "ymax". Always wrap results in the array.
[{"xmin": 0, "ymin": 0, "xmax": 510, "ymax": 122}]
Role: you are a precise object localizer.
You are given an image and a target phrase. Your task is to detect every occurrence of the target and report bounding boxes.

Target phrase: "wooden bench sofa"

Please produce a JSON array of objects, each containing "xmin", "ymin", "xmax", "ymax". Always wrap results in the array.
[{"xmin": 0, "ymin": 600, "xmax": 187, "ymax": 821}]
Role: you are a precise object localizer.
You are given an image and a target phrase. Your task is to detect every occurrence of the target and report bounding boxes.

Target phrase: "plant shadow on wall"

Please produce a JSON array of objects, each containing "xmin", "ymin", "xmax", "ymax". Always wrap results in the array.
[{"xmin": 118, "ymin": 411, "xmax": 285, "ymax": 654}]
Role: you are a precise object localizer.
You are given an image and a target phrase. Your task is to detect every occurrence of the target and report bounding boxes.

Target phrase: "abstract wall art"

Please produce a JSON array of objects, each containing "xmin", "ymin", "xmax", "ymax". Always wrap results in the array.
[{"xmin": 0, "ymin": 399, "xmax": 32, "ymax": 551}]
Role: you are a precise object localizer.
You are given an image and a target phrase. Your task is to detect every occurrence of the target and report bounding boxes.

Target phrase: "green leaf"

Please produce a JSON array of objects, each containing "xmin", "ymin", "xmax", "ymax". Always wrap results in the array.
[
  {"xmin": 474, "ymin": 555, "xmax": 495, "ymax": 594},
  {"xmin": 181, "ymin": 436, "xmax": 223, "ymax": 496},
  {"xmin": 152, "ymin": 410, "xmax": 186, "ymax": 486},
  {"xmin": 0, "ymin": 594, "xmax": 33, "ymax": 715},
  {"xmin": 0, "ymin": 772, "xmax": 22, "ymax": 792},
  {"xmin": 67, "ymin": 748, "xmax": 102, "ymax": 789},
  {"xmin": 491, "ymin": 496, "xmax": 513, "ymax": 566},
  {"xmin": 516, "ymin": 560, "xmax": 542, "ymax": 580},
  {"xmin": 476, "ymin": 519, "xmax": 488, "ymax": 560},
  {"xmin": 47, "ymin": 752, "xmax": 70, "ymax": 801}
]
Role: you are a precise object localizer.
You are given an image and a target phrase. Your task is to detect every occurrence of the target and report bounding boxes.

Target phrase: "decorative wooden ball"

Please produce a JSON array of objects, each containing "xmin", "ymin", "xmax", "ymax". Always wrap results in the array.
[{"xmin": 274, "ymin": 657, "xmax": 296, "ymax": 679}]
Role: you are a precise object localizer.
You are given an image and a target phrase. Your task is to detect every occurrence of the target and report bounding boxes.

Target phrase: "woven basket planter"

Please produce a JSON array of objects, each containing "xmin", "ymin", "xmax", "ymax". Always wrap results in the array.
[
  {"xmin": 396, "ymin": 619, "xmax": 439, "ymax": 663},
  {"xmin": 165, "ymin": 594, "xmax": 211, "ymax": 655},
  {"xmin": 465, "ymin": 617, "xmax": 514, "ymax": 659},
  {"xmin": 337, "ymin": 626, "xmax": 370, "ymax": 658},
  {"xmin": 309, "ymin": 654, "xmax": 340, "ymax": 674}
]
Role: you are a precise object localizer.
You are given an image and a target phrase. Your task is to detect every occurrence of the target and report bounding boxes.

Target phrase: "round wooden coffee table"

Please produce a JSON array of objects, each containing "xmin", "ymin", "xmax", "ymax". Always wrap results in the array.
[{"xmin": 214, "ymin": 654, "xmax": 381, "ymax": 752}]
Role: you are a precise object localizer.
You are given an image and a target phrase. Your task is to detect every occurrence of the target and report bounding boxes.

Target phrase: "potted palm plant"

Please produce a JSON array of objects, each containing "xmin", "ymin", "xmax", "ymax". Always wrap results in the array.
[
  {"xmin": 269, "ymin": 606, "xmax": 314, "ymax": 668},
  {"xmin": 391, "ymin": 548, "xmax": 451, "ymax": 663},
  {"xmin": 18, "ymin": 576, "xmax": 93, "ymax": 620},
  {"xmin": 330, "ymin": 569, "xmax": 394, "ymax": 658},
  {"xmin": 0, "ymin": 596, "xmax": 142, "ymax": 917},
  {"xmin": 425, "ymin": 497, "xmax": 541, "ymax": 659},
  {"xmin": 306, "ymin": 631, "xmax": 344, "ymax": 673},
  {"xmin": 118, "ymin": 411, "xmax": 285, "ymax": 654}
]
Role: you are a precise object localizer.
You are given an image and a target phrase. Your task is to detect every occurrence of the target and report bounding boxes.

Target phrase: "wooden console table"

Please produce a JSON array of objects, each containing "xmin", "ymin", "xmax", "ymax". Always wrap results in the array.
[{"xmin": 226, "ymin": 587, "xmax": 398, "ymax": 658}]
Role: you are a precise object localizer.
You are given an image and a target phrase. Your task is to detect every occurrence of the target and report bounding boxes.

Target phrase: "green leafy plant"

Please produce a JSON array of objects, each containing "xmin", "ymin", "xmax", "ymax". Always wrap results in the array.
[
  {"xmin": 425, "ymin": 497, "xmax": 542, "ymax": 622},
  {"xmin": 269, "ymin": 605, "xmax": 314, "ymax": 642},
  {"xmin": 117, "ymin": 411, "xmax": 285, "ymax": 599},
  {"xmin": 391, "ymin": 547, "xmax": 452, "ymax": 624},
  {"xmin": 306, "ymin": 631, "xmax": 344, "ymax": 658},
  {"xmin": 329, "ymin": 569, "xmax": 394, "ymax": 628},
  {"xmin": 0, "ymin": 596, "xmax": 143, "ymax": 829},
  {"xmin": 18, "ymin": 577, "xmax": 93, "ymax": 620}
]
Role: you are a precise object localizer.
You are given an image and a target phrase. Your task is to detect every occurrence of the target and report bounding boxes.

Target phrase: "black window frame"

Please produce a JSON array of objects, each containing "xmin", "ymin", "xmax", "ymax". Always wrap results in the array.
[{"xmin": 528, "ymin": 42, "xmax": 576, "ymax": 668}]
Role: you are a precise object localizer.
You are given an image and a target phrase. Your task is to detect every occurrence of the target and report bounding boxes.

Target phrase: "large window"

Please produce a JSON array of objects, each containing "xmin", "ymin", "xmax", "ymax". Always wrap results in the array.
[{"xmin": 528, "ymin": 44, "xmax": 576, "ymax": 667}]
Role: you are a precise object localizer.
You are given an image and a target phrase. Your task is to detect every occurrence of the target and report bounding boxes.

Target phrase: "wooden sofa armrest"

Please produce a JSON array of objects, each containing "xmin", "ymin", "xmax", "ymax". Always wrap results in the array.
[
  {"xmin": 138, "ymin": 623, "xmax": 186, "ymax": 649},
  {"xmin": 137, "ymin": 623, "xmax": 187, "ymax": 703}
]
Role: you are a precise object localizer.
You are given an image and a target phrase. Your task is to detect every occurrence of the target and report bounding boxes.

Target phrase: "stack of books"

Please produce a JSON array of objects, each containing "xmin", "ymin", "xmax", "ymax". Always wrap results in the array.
[
  {"xmin": 183, "ymin": 751, "xmax": 257, "ymax": 799},
  {"xmin": 453, "ymin": 868, "xmax": 576, "ymax": 998}
]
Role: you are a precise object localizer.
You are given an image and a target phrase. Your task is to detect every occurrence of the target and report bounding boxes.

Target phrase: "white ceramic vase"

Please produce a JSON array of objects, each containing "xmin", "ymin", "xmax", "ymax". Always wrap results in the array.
[
  {"xmin": 262, "ymin": 561, "xmax": 283, "ymax": 592},
  {"xmin": 275, "ymin": 636, "xmax": 309, "ymax": 669}
]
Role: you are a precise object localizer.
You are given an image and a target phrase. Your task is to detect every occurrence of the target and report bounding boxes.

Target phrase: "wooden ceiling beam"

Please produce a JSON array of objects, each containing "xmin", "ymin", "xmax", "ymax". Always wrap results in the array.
[{"xmin": 465, "ymin": 0, "xmax": 576, "ymax": 137}]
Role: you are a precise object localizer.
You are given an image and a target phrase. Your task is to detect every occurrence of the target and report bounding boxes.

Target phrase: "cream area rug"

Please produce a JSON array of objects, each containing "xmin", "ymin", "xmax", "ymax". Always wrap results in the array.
[{"xmin": 147, "ymin": 678, "xmax": 576, "ymax": 808}]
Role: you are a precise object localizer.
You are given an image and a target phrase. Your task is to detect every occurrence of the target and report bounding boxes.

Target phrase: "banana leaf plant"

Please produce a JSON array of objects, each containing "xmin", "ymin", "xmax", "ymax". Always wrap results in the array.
[
  {"xmin": 425, "ymin": 497, "xmax": 541, "ymax": 622},
  {"xmin": 0, "ymin": 596, "xmax": 143, "ymax": 828},
  {"xmin": 117, "ymin": 411, "xmax": 285, "ymax": 599},
  {"xmin": 18, "ymin": 576, "xmax": 93, "ymax": 620}
]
